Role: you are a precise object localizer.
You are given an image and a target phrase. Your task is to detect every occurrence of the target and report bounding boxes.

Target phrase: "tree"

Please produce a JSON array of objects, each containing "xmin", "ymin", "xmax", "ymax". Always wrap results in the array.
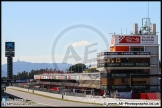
[{"xmin": 69, "ymin": 63, "xmax": 86, "ymax": 73}]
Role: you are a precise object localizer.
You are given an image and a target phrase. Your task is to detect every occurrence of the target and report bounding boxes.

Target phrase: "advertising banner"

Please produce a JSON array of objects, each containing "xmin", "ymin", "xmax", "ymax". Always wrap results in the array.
[
  {"xmin": 41, "ymin": 76, "xmax": 43, "ymax": 79},
  {"xmin": 50, "ymin": 76, "xmax": 52, "ymax": 79},
  {"xmin": 38, "ymin": 76, "xmax": 41, "ymax": 79},
  {"xmin": 67, "ymin": 76, "xmax": 71, "ymax": 80},
  {"xmin": 57, "ymin": 76, "xmax": 66, "ymax": 79},
  {"xmin": 67, "ymin": 76, "xmax": 76, "ymax": 80},
  {"xmin": 71, "ymin": 76, "xmax": 76, "ymax": 80},
  {"xmin": 45, "ymin": 76, "xmax": 48, "ymax": 79},
  {"xmin": 55, "ymin": 76, "xmax": 58, "ymax": 79},
  {"xmin": 5, "ymin": 42, "xmax": 15, "ymax": 51},
  {"xmin": 119, "ymin": 36, "xmax": 140, "ymax": 43},
  {"xmin": 114, "ymin": 35, "xmax": 158, "ymax": 45},
  {"xmin": 141, "ymin": 35, "xmax": 158, "ymax": 44},
  {"xmin": 47, "ymin": 76, "xmax": 50, "ymax": 79},
  {"xmin": 75, "ymin": 76, "xmax": 80, "ymax": 80},
  {"xmin": 52, "ymin": 76, "xmax": 55, "ymax": 79}
]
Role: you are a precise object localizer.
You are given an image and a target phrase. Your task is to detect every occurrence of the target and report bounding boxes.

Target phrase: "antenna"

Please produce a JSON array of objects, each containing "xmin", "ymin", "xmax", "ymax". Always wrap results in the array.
[
  {"xmin": 121, "ymin": 28, "xmax": 122, "ymax": 35},
  {"xmin": 126, "ymin": 28, "xmax": 127, "ymax": 35}
]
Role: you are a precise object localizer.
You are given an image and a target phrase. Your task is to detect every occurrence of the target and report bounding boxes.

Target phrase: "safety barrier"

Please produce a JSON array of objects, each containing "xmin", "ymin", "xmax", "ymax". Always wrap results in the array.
[{"xmin": 12, "ymin": 85, "xmax": 86, "ymax": 97}]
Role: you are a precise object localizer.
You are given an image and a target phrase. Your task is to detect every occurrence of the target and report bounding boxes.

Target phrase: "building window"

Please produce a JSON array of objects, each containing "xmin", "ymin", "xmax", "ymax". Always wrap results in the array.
[{"xmin": 130, "ymin": 46, "xmax": 144, "ymax": 51}]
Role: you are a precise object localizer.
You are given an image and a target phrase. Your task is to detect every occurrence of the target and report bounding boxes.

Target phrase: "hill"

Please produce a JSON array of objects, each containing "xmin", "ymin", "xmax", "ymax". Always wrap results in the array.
[{"xmin": 1, "ymin": 60, "xmax": 72, "ymax": 77}]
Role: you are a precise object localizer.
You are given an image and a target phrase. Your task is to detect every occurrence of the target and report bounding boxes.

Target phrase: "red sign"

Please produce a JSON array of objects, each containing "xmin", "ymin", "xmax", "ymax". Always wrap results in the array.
[
  {"xmin": 58, "ymin": 76, "xmax": 62, "ymax": 79},
  {"xmin": 119, "ymin": 36, "xmax": 140, "ymax": 43}
]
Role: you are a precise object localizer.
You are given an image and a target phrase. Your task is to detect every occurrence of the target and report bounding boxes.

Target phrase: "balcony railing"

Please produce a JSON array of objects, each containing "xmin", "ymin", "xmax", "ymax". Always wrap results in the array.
[
  {"xmin": 97, "ymin": 51, "xmax": 150, "ymax": 57},
  {"xmin": 97, "ymin": 62, "xmax": 150, "ymax": 67}
]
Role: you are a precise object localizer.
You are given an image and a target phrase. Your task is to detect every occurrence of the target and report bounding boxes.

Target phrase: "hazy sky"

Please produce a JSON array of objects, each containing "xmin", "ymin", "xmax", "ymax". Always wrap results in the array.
[{"xmin": 2, "ymin": 2, "xmax": 161, "ymax": 65}]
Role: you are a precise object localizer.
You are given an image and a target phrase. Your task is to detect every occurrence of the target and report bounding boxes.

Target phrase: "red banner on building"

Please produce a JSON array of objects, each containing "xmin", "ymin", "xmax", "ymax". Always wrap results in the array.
[{"xmin": 119, "ymin": 36, "xmax": 140, "ymax": 43}]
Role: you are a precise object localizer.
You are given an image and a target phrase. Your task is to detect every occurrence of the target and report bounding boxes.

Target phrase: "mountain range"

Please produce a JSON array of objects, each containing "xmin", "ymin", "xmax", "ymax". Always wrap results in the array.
[
  {"xmin": 1, "ymin": 59, "xmax": 73, "ymax": 77},
  {"xmin": 1, "ymin": 60, "xmax": 92, "ymax": 77}
]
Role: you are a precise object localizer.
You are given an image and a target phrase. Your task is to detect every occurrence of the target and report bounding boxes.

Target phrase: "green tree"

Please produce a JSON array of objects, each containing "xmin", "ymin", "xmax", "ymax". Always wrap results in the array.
[{"xmin": 69, "ymin": 63, "xmax": 86, "ymax": 73}]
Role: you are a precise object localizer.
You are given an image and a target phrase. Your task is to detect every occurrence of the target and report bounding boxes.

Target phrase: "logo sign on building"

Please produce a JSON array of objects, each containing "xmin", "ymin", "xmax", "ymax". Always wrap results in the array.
[
  {"xmin": 141, "ymin": 35, "xmax": 157, "ymax": 44},
  {"xmin": 5, "ymin": 42, "xmax": 15, "ymax": 51},
  {"xmin": 119, "ymin": 36, "xmax": 140, "ymax": 43}
]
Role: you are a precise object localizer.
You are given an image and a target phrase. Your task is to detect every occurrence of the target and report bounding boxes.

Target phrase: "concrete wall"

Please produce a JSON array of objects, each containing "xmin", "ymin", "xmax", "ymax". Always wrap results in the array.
[
  {"xmin": 150, "ymin": 56, "xmax": 158, "ymax": 65},
  {"xmin": 145, "ymin": 46, "xmax": 158, "ymax": 55},
  {"xmin": 145, "ymin": 46, "xmax": 159, "ymax": 91}
]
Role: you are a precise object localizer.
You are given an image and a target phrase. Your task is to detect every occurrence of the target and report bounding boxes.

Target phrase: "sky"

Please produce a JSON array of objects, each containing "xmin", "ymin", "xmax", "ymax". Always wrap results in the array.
[{"xmin": 1, "ymin": 1, "xmax": 161, "ymax": 65}]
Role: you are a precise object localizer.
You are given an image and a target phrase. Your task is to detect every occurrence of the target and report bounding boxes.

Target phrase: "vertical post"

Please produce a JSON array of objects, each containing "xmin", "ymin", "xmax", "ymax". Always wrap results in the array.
[
  {"xmin": 78, "ymin": 62, "xmax": 79, "ymax": 73},
  {"xmin": 7, "ymin": 56, "xmax": 13, "ymax": 79}
]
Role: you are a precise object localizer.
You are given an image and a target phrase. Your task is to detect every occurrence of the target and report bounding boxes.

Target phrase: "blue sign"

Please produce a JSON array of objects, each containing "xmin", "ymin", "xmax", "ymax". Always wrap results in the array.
[
  {"xmin": 2, "ymin": 98, "xmax": 6, "ymax": 102},
  {"xmin": 5, "ymin": 42, "xmax": 15, "ymax": 51},
  {"xmin": 2, "ymin": 102, "xmax": 6, "ymax": 106}
]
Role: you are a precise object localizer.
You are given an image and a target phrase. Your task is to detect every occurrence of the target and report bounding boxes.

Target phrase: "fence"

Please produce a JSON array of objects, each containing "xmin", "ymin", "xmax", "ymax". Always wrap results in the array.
[{"xmin": 12, "ymin": 84, "xmax": 86, "ymax": 97}]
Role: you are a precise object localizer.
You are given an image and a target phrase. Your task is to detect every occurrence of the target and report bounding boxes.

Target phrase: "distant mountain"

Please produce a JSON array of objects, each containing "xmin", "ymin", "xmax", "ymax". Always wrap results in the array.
[
  {"xmin": 1, "ymin": 60, "xmax": 73, "ymax": 77},
  {"xmin": 1, "ymin": 60, "xmax": 92, "ymax": 77}
]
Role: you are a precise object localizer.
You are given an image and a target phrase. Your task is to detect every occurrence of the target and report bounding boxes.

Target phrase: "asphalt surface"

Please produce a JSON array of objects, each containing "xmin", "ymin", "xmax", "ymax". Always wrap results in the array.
[{"xmin": 5, "ymin": 88, "xmax": 102, "ymax": 107}]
